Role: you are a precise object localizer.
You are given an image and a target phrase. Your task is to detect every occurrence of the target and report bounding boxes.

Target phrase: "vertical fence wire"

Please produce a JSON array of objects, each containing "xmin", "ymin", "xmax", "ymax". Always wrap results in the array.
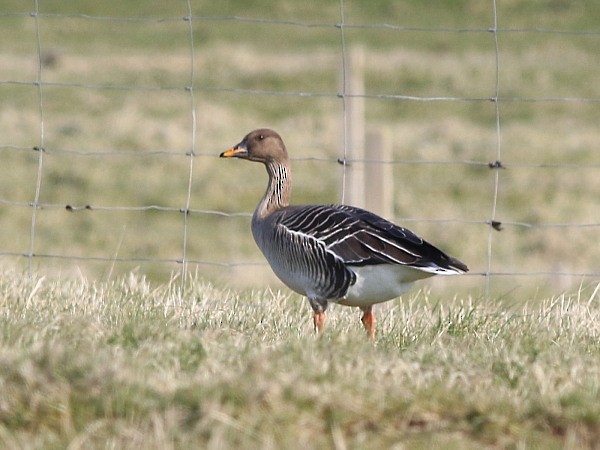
[
  {"xmin": 337, "ymin": 0, "xmax": 349, "ymax": 205},
  {"xmin": 28, "ymin": 0, "xmax": 46, "ymax": 277},
  {"xmin": 180, "ymin": 1, "xmax": 198, "ymax": 292},
  {"xmin": 485, "ymin": 0, "xmax": 503, "ymax": 296}
]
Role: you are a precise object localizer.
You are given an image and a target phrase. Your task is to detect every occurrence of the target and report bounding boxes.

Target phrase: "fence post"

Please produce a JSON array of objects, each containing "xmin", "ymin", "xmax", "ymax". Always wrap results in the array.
[
  {"xmin": 341, "ymin": 46, "xmax": 365, "ymax": 208},
  {"xmin": 365, "ymin": 129, "xmax": 393, "ymax": 219}
]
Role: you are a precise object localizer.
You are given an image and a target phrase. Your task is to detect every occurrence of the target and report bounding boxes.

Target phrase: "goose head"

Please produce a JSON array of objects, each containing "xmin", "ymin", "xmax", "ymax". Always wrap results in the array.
[{"xmin": 220, "ymin": 128, "xmax": 289, "ymax": 164}]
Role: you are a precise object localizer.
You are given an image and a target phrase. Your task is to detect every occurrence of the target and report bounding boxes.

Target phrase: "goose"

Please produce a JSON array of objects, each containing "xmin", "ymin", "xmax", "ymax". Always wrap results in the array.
[{"xmin": 220, "ymin": 129, "xmax": 468, "ymax": 339}]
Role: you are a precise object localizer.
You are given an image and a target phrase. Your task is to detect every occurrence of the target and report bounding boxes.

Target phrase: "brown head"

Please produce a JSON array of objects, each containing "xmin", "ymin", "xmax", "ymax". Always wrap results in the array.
[
  {"xmin": 220, "ymin": 129, "xmax": 289, "ymax": 164},
  {"xmin": 221, "ymin": 129, "xmax": 293, "ymax": 214}
]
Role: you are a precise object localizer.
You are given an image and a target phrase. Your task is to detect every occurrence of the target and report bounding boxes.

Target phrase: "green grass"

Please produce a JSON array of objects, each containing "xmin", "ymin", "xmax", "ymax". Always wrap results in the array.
[
  {"xmin": 1, "ymin": 2, "xmax": 598, "ymax": 447},
  {"xmin": 0, "ymin": 271, "xmax": 599, "ymax": 448}
]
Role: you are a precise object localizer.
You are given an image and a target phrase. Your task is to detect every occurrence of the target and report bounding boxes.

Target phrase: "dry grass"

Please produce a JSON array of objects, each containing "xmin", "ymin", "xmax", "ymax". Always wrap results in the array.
[
  {"xmin": 1, "ymin": 2, "xmax": 599, "ymax": 448},
  {"xmin": 0, "ymin": 271, "xmax": 599, "ymax": 448}
]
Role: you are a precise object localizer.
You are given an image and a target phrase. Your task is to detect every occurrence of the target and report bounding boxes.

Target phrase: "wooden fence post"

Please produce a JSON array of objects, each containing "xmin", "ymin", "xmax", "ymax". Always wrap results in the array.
[
  {"xmin": 340, "ymin": 47, "xmax": 393, "ymax": 218},
  {"xmin": 365, "ymin": 129, "xmax": 393, "ymax": 219},
  {"xmin": 341, "ymin": 46, "xmax": 365, "ymax": 208}
]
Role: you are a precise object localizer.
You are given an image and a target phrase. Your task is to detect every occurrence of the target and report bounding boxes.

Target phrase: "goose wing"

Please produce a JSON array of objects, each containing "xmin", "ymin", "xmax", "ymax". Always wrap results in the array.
[{"xmin": 277, "ymin": 204, "xmax": 468, "ymax": 273}]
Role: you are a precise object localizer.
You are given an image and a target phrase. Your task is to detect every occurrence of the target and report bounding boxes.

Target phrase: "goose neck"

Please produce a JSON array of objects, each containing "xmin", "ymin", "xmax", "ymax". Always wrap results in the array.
[{"xmin": 256, "ymin": 161, "xmax": 291, "ymax": 218}]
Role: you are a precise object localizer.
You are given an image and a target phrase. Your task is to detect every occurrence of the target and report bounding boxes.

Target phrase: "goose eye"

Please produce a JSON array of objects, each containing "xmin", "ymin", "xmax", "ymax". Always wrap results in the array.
[{"xmin": 258, "ymin": 134, "xmax": 265, "ymax": 141}]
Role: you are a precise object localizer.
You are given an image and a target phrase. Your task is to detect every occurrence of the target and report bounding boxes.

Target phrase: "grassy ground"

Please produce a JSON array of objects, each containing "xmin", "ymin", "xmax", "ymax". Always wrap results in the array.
[
  {"xmin": 1, "ymin": 2, "xmax": 599, "ymax": 448},
  {"xmin": 0, "ymin": 271, "xmax": 599, "ymax": 449}
]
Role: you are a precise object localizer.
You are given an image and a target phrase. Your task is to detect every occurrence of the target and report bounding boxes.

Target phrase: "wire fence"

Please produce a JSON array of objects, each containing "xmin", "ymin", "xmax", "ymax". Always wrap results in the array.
[{"xmin": 0, "ymin": 1, "xmax": 599, "ymax": 296}]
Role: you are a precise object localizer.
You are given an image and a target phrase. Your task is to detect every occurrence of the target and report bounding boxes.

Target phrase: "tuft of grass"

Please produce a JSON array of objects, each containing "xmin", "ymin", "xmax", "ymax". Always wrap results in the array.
[{"xmin": 0, "ymin": 272, "xmax": 599, "ymax": 448}]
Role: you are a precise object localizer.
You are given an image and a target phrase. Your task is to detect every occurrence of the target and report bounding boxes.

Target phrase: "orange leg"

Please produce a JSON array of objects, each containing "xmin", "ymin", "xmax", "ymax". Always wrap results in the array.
[
  {"xmin": 313, "ymin": 311, "xmax": 326, "ymax": 333},
  {"xmin": 360, "ymin": 307, "xmax": 376, "ymax": 340},
  {"xmin": 308, "ymin": 298, "xmax": 327, "ymax": 334}
]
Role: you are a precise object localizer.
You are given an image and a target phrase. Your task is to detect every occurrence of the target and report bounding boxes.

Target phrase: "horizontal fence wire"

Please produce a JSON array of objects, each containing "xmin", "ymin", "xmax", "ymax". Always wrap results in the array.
[
  {"xmin": 2, "ymin": 79, "xmax": 600, "ymax": 104},
  {"xmin": 0, "ymin": 198, "xmax": 598, "ymax": 229},
  {"xmin": 2, "ymin": 11, "xmax": 600, "ymax": 35},
  {"xmin": 1, "ymin": 146, "xmax": 600, "ymax": 170},
  {"xmin": 0, "ymin": 4, "xmax": 599, "ymax": 289}
]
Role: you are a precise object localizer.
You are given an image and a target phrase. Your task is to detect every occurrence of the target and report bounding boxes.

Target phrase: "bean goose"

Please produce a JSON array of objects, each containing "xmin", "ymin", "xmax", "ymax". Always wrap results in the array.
[{"xmin": 220, "ymin": 129, "xmax": 468, "ymax": 339}]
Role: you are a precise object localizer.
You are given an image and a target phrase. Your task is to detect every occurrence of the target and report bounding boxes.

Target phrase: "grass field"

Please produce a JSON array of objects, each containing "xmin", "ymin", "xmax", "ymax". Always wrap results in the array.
[
  {"xmin": 0, "ymin": 2, "xmax": 599, "ymax": 447},
  {"xmin": 1, "ymin": 271, "xmax": 599, "ymax": 448}
]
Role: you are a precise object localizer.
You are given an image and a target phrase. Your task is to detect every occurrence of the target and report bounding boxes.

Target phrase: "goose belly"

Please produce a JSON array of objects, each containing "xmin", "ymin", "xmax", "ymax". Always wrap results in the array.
[{"xmin": 339, "ymin": 264, "xmax": 433, "ymax": 307}]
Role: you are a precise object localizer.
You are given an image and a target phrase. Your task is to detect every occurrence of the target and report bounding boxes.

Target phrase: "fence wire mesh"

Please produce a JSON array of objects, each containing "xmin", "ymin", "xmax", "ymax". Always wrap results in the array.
[{"xmin": 0, "ymin": 1, "xmax": 599, "ymax": 296}]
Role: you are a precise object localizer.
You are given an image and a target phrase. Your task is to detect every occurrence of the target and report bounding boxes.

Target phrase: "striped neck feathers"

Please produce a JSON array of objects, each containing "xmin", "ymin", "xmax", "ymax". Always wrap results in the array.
[{"xmin": 256, "ymin": 160, "xmax": 292, "ymax": 218}]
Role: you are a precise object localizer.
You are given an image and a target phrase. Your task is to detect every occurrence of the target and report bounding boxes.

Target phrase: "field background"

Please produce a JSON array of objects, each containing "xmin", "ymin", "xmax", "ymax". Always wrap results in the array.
[
  {"xmin": 1, "ymin": 0, "xmax": 598, "ymax": 297},
  {"xmin": 1, "ymin": 0, "xmax": 600, "ymax": 448}
]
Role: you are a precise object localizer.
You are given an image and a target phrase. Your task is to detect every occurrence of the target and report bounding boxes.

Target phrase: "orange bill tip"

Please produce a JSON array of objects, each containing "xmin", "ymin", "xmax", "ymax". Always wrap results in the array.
[{"xmin": 220, "ymin": 147, "xmax": 247, "ymax": 158}]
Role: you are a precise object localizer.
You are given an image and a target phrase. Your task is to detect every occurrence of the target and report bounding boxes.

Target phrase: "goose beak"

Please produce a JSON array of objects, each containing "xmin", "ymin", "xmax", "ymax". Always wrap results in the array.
[{"xmin": 220, "ymin": 143, "xmax": 248, "ymax": 158}]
